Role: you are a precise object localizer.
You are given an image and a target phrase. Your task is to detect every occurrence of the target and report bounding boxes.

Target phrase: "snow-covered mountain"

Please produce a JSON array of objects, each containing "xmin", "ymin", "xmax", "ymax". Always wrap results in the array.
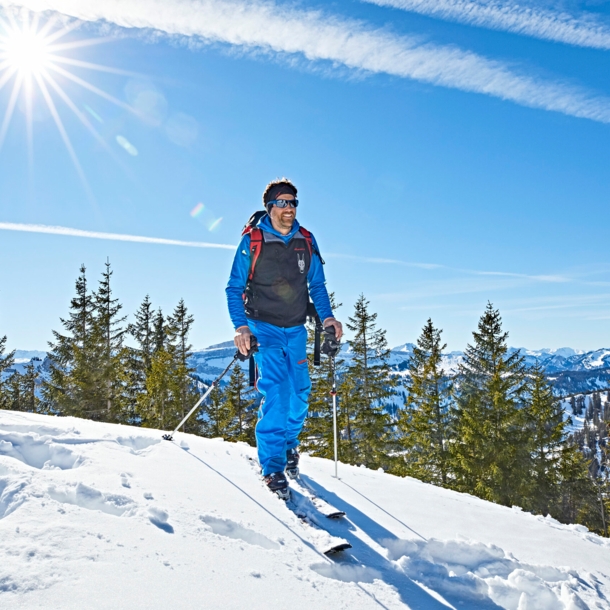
[
  {"xmin": 1, "ymin": 409, "xmax": 608, "ymax": 609},
  {"xmin": 8, "ymin": 342, "xmax": 610, "ymax": 395},
  {"xmin": 188, "ymin": 342, "xmax": 610, "ymax": 395}
]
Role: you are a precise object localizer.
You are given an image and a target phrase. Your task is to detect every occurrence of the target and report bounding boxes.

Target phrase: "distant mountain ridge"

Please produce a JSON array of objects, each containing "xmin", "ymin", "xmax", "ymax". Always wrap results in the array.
[
  {"xmin": 188, "ymin": 342, "xmax": 610, "ymax": 395},
  {"xmin": 8, "ymin": 344, "xmax": 610, "ymax": 396}
]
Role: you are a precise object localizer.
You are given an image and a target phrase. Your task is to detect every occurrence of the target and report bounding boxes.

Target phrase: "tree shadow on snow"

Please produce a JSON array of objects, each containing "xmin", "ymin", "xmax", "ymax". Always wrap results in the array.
[{"xmin": 301, "ymin": 475, "xmax": 505, "ymax": 610}]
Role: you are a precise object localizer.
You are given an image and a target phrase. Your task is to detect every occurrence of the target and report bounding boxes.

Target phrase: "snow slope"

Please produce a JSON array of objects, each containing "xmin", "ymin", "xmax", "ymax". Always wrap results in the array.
[{"xmin": 1, "ymin": 410, "xmax": 609, "ymax": 610}]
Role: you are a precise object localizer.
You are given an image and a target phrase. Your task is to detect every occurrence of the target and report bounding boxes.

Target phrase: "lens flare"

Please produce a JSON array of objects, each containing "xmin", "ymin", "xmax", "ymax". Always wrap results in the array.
[
  {"xmin": 116, "ymin": 134, "xmax": 138, "ymax": 156},
  {"xmin": 207, "ymin": 217, "xmax": 223, "ymax": 232},
  {"xmin": 190, "ymin": 202, "xmax": 205, "ymax": 218}
]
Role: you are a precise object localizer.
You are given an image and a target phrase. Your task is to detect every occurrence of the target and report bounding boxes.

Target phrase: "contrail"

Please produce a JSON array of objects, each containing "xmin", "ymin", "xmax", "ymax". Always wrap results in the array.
[{"xmin": 0, "ymin": 222, "xmax": 236, "ymax": 249}]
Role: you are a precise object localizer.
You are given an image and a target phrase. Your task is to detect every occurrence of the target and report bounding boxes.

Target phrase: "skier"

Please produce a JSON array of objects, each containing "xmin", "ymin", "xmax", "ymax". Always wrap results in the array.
[{"xmin": 226, "ymin": 178, "xmax": 342, "ymax": 499}]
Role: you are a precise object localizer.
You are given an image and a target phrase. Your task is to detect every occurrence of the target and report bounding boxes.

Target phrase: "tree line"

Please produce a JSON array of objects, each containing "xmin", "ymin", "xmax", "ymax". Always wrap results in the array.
[
  {"xmin": 0, "ymin": 264, "xmax": 608, "ymax": 536},
  {"xmin": 301, "ymin": 300, "xmax": 609, "ymax": 538},
  {"xmin": 0, "ymin": 262, "xmax": 256, "ymax": 441}
]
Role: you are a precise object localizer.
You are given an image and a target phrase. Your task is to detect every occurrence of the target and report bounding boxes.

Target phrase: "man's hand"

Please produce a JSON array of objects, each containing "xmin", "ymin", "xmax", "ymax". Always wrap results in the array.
[
  {"xmin": 323, "ymin": 317, "xmax": 343, "ymax": 341},
  {"xmin": 234, "ymin": 326, "xmax": 253, "ymax": 357}
]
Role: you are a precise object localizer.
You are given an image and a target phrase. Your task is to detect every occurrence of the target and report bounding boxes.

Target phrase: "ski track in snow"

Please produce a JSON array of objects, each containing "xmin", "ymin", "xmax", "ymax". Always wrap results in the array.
[{"xmin": 0, "ymin": 411, "xmax": 609, "ymax": 609}]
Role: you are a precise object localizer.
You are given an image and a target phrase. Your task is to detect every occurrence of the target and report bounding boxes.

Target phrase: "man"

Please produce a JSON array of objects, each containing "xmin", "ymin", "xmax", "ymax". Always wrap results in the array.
[{"xmin": 226, "ymin": 178, "xmax": 342, "ymax": 498}]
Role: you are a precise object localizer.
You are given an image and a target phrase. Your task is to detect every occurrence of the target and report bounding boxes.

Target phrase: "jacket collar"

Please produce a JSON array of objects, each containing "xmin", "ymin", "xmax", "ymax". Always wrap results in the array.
[{"xmin": 258, "ymin": 214, "xmax": 301, "ymax": 241}]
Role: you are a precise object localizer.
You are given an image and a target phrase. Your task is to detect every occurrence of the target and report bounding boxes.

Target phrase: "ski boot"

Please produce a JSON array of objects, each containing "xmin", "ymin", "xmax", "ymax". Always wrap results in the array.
[
  {"xmin": 286, "ymin": 448, "xmax": 299, "ymax": 479},
  {"xmin": 264, "ymin": 471, "xmax": 290, "ymax": 501}
]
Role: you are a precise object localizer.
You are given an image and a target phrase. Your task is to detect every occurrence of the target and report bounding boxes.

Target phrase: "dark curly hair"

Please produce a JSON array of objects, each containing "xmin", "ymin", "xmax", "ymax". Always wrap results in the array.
[{"xmin": 262, "ymin": 178, "xmax": 298, "ymax": 207}]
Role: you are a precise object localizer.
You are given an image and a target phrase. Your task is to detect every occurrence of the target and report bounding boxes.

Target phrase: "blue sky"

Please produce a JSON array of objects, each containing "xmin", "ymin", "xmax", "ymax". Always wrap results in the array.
[{"xmin": 1, "ymin": 0, "xmax": 610, "ymax": 353}]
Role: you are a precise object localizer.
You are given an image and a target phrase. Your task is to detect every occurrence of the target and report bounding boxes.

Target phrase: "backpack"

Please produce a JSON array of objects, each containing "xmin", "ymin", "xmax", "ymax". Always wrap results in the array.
[{"xmin": 240, "ymin": 211, "xmax": 326, "ymax": 382}]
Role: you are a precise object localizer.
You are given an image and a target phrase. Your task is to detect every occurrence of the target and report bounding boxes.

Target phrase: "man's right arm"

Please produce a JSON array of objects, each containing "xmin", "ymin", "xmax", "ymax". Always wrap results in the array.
[{"xmin": 226, "ymin": 235, "xmax": 253, "ymax": 355}]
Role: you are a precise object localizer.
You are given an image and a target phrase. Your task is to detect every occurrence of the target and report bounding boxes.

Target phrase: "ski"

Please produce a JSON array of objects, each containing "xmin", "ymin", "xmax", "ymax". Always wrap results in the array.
[
  {"xmin": 245, "ymin": 455, "xmax": 351, "ymax": 555},
  {"xmin": 289, "ymin": 474, "xmax": 346, "ymax": 520},
  {"xmin": 286, "ymin": 487, "xmax": 352, "ymax": 556}
]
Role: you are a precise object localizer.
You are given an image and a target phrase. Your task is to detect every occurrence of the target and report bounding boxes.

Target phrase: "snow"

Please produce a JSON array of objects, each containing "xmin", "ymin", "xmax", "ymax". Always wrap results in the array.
[{"xmin": 1, "ymin": 410, "xmax": 609, "ymax": 609}]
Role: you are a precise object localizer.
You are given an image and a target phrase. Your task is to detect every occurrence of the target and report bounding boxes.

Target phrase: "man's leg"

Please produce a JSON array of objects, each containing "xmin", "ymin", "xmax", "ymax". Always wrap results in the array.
[
  {"xmin": 285, "ymin": 324, "xmax": 311, "ymax": 451},
  {"xmin": 249, "ymin": 321, "xmax": 291, "ymax": 476}
]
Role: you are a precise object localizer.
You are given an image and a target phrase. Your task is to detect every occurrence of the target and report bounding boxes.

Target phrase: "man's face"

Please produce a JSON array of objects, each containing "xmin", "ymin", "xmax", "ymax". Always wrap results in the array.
[{"xmin": 269, "ymin": 193, "xmax": 297, "ymax": 232}]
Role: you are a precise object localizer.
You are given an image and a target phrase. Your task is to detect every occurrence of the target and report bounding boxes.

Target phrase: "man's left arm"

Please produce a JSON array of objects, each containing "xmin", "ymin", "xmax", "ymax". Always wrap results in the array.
[{"xmin": 307, "ymin": 234, "xmax": 343, "ymax": 340}]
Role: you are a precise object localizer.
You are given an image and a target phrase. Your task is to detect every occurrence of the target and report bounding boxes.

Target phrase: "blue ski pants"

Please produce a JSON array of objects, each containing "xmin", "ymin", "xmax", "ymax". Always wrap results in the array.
[{"xmin": 247, "ymin": 320, "xmax": 311, "ymax": 476}]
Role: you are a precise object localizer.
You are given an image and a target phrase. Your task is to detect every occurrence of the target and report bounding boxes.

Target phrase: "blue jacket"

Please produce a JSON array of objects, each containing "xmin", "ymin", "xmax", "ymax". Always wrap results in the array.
[{"xmin": 226, "ymin": 215, "xmax": 334, "ymax": 330}]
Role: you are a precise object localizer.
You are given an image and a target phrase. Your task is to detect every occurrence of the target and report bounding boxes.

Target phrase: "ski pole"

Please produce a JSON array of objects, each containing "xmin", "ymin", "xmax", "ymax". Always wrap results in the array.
[
  {"xmin": 321, "ymin": 326, "xmax": 341, "ymax": 479},
  {"xmin": 330, "ymin": 352, "xmax": 338, "ymax": 478},
  {"xmin": 162, "ymin": 336, "xmax": 258, "ymax": 441}
]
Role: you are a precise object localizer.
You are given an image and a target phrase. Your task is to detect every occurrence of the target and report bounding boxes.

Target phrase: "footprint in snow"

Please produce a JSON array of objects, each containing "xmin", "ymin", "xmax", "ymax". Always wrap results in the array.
[
  {"xmin": 199, "ymin": 515, "xmax": 280, "ymax": 550},
  {"xmin": 148, "ymin": 507, "xmax": 174, "ymax": 533}
]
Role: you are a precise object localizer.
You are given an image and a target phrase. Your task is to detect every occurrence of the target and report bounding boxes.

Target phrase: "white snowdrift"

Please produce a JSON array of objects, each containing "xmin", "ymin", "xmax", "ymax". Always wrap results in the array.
[{"xmin": 0, "ymin": 411, "xmax": 609, "ymax": 609}]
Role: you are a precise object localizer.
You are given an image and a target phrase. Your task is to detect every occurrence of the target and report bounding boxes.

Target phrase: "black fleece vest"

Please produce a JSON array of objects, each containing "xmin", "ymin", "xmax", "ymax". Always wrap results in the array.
[{"xmin": 244, "ymin": 230, "xmax": 311, "ymax": 328}]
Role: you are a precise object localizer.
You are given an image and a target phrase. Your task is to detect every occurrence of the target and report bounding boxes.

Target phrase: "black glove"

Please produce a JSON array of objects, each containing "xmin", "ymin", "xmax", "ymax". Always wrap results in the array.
[
  {"xmin": 321, "ymin": 326, "xmax": 340, "ymax": 358},
  {"xmin": 236, "ymin": 335, "xmax": 258, "ymax": 361}
]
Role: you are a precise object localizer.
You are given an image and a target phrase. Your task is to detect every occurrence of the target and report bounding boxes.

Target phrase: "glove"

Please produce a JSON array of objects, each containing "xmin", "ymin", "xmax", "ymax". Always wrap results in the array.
[{"xmin": 321, "ymin": 326, "xmax": 341, "ymax": 358}]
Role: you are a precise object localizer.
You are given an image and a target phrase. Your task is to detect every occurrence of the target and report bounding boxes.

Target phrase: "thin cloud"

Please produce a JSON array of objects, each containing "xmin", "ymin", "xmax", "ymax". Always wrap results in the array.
[
  {"xmin": 327, "ymin": 251, "xmax": 569, "ymax": 283},
  {"xmin": 0, "ymin": 222, "xmax": 236, "ymax": 249},
  {"xmin": 3, "ymin": 0, "xmax": 610, "ymax": 122},
  {"xmin": 2, "ymin": 222, "xmax": 569, "ymax": 285},
  {"xmin": 364, "ymin": 0, "xmax": 610, "ymax": 50}
]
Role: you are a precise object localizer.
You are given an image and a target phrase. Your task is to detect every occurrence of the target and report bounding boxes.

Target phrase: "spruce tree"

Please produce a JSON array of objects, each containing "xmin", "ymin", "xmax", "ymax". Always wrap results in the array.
[
  {"xmin": 0, "ymin": 336, "xmax": 15, "ymax": 409},
  {"xmin": 223, "ymin": 365, "xmax": 256, "ymax": 445},
  {"xmin": 166, "ymin": 300, "xmax": 198, "ymax": 433},
  {"xmin": 396, "ymin": 319, "xmax": 454, "ymax": 485},
  {"xmin": 143, "ymin": 345, "xmax": 175, "ymax": 430},
  {"xmin": 451, "ymin": 303, "xmax": 528, "ymax": 506},
  {"xmin": 556, "ymin": 438, "xmax": 602, "ymax": 532},
  {"xmin": 343, "ymin": 294, "xmax": 395, "ymax": 469},
  {"xmin": 200, "ymin": 385, "xmax": 234, "ymax": 438},
  {"xmin": 299, "ymin": 294, "xmax": 345, "ymax": 460},
  {"xmin": 127, "ymin": 296, "xmax": 156, "ymax": 424},
  {"xmin": 19, "ymin": 363, "xmax": 41, "ymax": 413},
  {"xmin": 523, "ymin": 363, "xmax": 567, "ymax": 515},
  {"xmin": 43, "ymin": 265, "xmax": 100, "ymax": 417},
  {"xmin": 92, "ymin": 260, "xmax": 129, "ymax": 422}
]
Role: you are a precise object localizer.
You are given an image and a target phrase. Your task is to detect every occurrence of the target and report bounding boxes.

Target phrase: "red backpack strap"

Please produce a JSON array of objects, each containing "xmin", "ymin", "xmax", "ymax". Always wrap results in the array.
[
  {"xmin": 247, "ymin": 227, "xmax": 263, "ymax": 281},
  {"xmin": 299, "ymin": 227, "xmax": 324, "ymax": 264},
  {"xmin": 298, "ymin": 226, "xmax": 313, "ymax": 258}
]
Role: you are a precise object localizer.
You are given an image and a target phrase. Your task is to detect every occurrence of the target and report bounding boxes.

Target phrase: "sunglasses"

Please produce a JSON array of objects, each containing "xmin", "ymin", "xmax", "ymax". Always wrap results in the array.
[{"xmin": 267, "ymin": 199, "xmax": 299, "ymax": 209}]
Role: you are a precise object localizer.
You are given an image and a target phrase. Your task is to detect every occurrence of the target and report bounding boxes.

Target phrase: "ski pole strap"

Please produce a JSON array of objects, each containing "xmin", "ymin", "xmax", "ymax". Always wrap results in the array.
[
  {"xmin": 314, "ymin": 318, "xmax": 323, "ymax": 366},
  {"xmin": 249, "ymin": 355, "xmax": 256, "ymax": 387}
]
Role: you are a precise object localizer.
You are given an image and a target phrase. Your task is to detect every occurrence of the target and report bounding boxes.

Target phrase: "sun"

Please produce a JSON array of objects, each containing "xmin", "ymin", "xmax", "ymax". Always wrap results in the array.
[
  {"xmin": 0, "ymin": 9, "xmax": 140, "ymax": 200},
  {"xmin": 2, "ymin": 28, "xmax": 50, "ymax": 76}
]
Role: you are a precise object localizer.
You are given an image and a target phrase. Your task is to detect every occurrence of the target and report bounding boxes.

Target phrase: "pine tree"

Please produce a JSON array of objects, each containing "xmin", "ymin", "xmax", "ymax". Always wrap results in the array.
[
  {"xmin": 299, "ymin": 294, "xmax": 345, "ymax": 460},
  {"xmin": 19, "ymin": 362, "xmax": 41, "ymax": 413},
  {"xmin": 523, "ymin": 363, "xmax": 567, "ymax": 516},
  {"xmin": 127, "ymin": 296, "xmax": 156, "ymax": 424},
  {"xmin": 43, "ymin": 265, "xmax": 100, "ymax": 417},
  {"xmin": 223, "ymin": 365, "xmax": 256, "ymax": 445},
  {"xmin": 144, "ymin": 345, "xmax": 175, "ymax": 430},
  {"xmin": 92, "ymin": 260, "xmax": 129, "ymax": 422},
  {"xmin": 396, "ymin": 319, "xmax": 454, "ymax": 486},
  {"xmin": 555, "ymin": 438, "xmax": 602, "ymax": 532},
  {"xmin": 200, "ymin": 385, "xmax": 234, "ymax": 438},
  {"xmin": 166, "ymin": 300, "xmax": 198, "ymax": 433},
  {"xmin": 5, "ymin": 363, "xmax": 41, "ymax": 413},
  {"xmin": 343, "ymin": 294, "xmax": 395, "ymax": 469},
  {"xmin": 0, "ymin": 335, "xmax": 16, "ymax": 410},
  {"xmin": 451, "ymin": 303, "xmax": 529, "ymax": 506}
]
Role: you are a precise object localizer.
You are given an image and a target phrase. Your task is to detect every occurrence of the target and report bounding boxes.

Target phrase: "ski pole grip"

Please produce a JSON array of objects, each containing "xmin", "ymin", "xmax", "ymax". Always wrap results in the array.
[
  {"xmin": 321, "ymin": 326, "xmax": 341, "ymax": 358},
  {"xmin": 236, "ymin": 335, "xmax": 258, "ymax": 362}
]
